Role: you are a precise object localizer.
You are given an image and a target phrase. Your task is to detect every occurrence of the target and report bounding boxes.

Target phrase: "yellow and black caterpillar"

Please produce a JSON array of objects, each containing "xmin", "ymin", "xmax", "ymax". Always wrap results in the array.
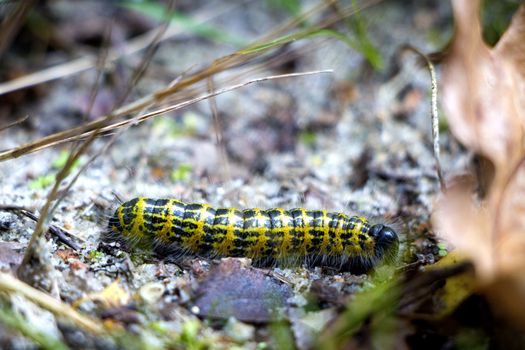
[{"xmin": 107, "ymin": 197, "xmax": 399, "ymax": 273}]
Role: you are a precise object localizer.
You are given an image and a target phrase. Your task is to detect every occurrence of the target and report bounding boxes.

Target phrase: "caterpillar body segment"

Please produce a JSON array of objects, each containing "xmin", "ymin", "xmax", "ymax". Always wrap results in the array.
[{"xmin": 107, "ymin": 197, "xmax": 399, "ymax": 273}]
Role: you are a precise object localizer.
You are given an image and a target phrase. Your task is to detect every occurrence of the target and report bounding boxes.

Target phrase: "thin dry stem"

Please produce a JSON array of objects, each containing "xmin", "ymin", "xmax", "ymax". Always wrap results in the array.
[
  {"xmin": 19, "ymin": 138, "xmax": 91, "ymax": 267},
  {"xmin": 81, "ymin": 24, "xmax": 113, "ymax": 123},
  {"xmin": 0, "ymin": 115, "xmax": 28, "ymax": 132},
  {"xmin": 403, "ymin": 45, "xmax": 446, "ymax": 191},
  {"xmin": 208, "ymin": 77, "xmax": 231, "ymax": 183}
]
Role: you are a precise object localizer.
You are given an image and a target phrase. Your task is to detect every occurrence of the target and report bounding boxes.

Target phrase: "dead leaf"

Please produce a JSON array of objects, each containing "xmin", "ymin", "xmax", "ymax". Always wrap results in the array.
[
  {"xmin": 442, "ymin": 1, "xmax": 525, "ymax": 173},
  {"xmin": 495, "ymin": 5, "xmax": 525, "ymax": 86},
  {"xmin": 435, "ymin": 0, "xmax": 525, "ymax": 328},
  {"xmin": 193, "ymin": 259, "xmax": 291, "ymax": 323}
]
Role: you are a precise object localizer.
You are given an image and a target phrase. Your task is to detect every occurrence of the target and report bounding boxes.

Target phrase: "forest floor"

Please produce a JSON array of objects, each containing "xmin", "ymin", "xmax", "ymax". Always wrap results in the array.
[{"xmin": 1, "ymin": 1, "xmax": 516, "ymax": 349}]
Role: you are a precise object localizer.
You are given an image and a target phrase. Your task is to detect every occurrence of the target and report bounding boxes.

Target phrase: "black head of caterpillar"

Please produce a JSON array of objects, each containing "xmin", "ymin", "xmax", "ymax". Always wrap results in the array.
[
  {"xmin": 369, "ymin": 224, "xmax": 399, "ymax": 263},
  {"xmin": 105, "ymin": 197, "xmax": 399, "ymax": 273}
]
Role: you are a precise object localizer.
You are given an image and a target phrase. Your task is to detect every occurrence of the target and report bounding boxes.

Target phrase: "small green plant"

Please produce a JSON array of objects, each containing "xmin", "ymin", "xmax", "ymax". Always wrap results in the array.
[
  {"xmin": 30, "ymin": 150, "xmax": 82, "ymax": 190},
  {"xmin": 438, "ymin": 242, "xmax": 448, "ymax": 257},
  {"xmin": 153, "ymin": 113, "xmax": 200, "ymax": 137},
  {"xmin": 269, "ymin": 320, "xmax": 295, "ymax": 350},
  {"xmin": 344, "ymin": 0, "xmax": 383, "ymax": 70},
  {"xmin": 299, "ymin": 130, "xmax": 317, "ymax": 146},
  {"xmin": 52, "ymin": 150, "xmax": 80, "ymax": 170},
  {"xmin": 87, "ymin": 250, "xmax": 104, "ymax": 261},
  {"xmin": 171, "ymin": 163, "xmax": 193, "ymax": 182},
  {"xmin": 30, "ymin": 174, "xmax": 56, "ymax": 190},
  {"xmin": 318, "ymin": 272, "xmax": 400, "ymax": 349}
]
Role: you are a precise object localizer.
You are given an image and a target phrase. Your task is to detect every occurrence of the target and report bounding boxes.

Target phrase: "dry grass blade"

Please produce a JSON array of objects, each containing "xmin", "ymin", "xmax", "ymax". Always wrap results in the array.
[
  {"xmin": 0, "ymin": 272, "xmax": 105, "ymax": 335},
  {"xmin": 118, "ymin": 0, "xmax": 177, "ymax": 108},
  {"xmin": 0, "ymin": 115, "xmax": 28, "ymax": 132},
  {"xmin": 16, "ymin": 26, "xmax": 117, "ymax": 269},
  {"xmin": 18, "ymin": 139, "xmax": 89, "ymax": 267},
  {"xmin": 72, "ymin": 70, "xmax": 335, "ymax": 136},
  {"xmin": 0, "ymin": 0, "xmax": 366, "ymax": 97}
]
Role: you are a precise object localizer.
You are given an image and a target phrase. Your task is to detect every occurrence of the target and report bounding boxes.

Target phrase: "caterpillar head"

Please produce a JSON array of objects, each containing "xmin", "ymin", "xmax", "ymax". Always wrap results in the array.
[{"xmin": 369, "ymin": 224, "xmax": 399, "ymax": 263}]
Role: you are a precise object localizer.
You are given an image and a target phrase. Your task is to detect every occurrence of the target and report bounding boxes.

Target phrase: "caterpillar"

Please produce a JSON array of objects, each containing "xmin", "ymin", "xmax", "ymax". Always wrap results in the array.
[{"xmin": 106, "ymin": 197, "xmax": 399, "ymax": 273}]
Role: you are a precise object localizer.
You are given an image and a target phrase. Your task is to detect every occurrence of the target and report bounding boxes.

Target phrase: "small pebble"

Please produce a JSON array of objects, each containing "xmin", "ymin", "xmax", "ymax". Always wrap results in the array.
[{"xmin": 224, "ymin": 317, "xmax": 255, "ymax": 343}]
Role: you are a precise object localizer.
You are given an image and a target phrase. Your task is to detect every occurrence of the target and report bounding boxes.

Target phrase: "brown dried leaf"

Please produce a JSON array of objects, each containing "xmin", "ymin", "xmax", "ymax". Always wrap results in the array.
[
  {"xmin": 442, "ymin": 1, "xmax": 525, "ymax": 172},
  {"xmin": 193, "ymin": 259, "xmax": 291, "ymax": 323},
  {"xmin": 436, "ymin": 0, "xmax": 525, "ymax": 296},
  {"xmin": 495, "ymin": 5, "xmax": 525, "ymax": 84}
]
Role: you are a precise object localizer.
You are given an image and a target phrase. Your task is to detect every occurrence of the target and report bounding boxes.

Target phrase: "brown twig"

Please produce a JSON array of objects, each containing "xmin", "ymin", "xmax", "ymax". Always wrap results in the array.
[
  {"xmin": 0, "ymin": 115, "xmax": 28, "ymax": 132},
  {"xmin": 0, "ymin": 205, "xmax": 80, "ymax": 251}
]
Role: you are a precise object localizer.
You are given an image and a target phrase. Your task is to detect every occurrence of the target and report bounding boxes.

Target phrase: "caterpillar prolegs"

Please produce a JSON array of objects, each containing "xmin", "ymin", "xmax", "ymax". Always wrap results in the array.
[{"xmin": 106, "ymin": 197, "xmax": 399, "ymax": 273}]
